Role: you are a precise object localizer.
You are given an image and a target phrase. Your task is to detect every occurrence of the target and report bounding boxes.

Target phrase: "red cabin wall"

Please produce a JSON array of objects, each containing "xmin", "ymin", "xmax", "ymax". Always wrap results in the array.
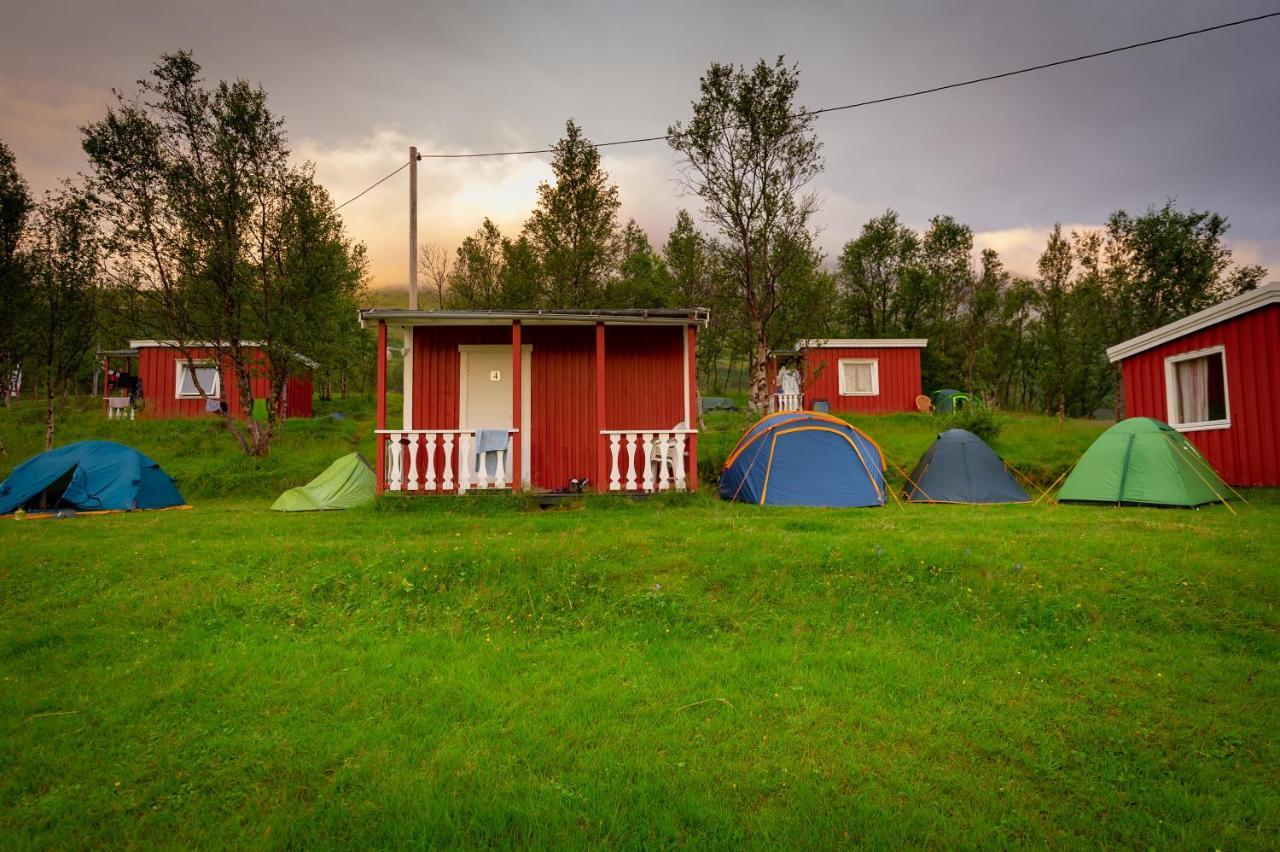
[
  {"xmin": 411, "ymin": 324, "xmax": 687, "ymax": 491},
  {"xmin": 1120, "ymin": 304, "xmax": 1280, "ymax": 486},
  {"xmin": 801, "ymin": 346, "xmax": 923, "ymax": 414},
  {"xmin": 132, "ymin": 347, "xmax": 311, "ymax": 420}
]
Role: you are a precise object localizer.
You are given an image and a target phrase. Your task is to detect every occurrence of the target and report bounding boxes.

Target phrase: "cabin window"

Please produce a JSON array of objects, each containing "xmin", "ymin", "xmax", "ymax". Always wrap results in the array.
[
  {"xmin": 838, "ymin": 358, "xmax": 879, "ymax": 396},
  {"xmin": 1164, "ymin": 346, "xmax": 1228, "ymax": 430},
  {"xmin": 175, "ymin": 362, "xmax": 221, "ymax": 399}
]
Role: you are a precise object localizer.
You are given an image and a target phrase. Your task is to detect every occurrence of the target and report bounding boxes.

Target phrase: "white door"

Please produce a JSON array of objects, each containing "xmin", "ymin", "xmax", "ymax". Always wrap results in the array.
[{"xmin": 459, "ymin": 345, "xmax": 531, "ymax": 485}]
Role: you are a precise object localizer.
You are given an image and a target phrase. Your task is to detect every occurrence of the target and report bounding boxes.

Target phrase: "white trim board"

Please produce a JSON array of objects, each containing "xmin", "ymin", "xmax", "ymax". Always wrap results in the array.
[
  {"xmin": 796, "ymin": 338, "xmax": 928, "ymax": 349},
  {"xmin": 1106, "ymin": 281, "xmax": 1280, "ymax": 363},
  {"xmin": 1163, "ymin": 344, "xmax": 1231, "ymax": 433},
  {"xmin": 457, "ymin": 344, "xmax": 532, "ymax": 487}
]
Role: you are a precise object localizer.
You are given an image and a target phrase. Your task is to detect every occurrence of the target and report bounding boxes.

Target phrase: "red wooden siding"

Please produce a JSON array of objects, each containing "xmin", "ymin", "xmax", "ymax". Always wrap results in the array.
[
  {"xmin": 1120, "ymin": 304, "xmax": 1280, "ymax": 486},
  {"xmin": 410, "ymin": 324, "xmax": 688, "ymax": 491},
  {"xmin": 131, "ymin": 347, "xmax": 312, "ymax": 420},
  {"xmin": 527, "ymin": 326, "xmax": 596, "ymax": 491},
  {"xmin": 802, "ymin": 346, "xmax": 923, "ymax": 413},
  {"xmin": 605, "ymin": 325, "xmax": 686, "ymax": 429}
]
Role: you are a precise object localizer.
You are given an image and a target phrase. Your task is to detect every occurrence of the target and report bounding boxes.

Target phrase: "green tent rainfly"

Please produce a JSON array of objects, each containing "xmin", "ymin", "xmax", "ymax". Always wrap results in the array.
[
  {"xmin": 271, "ymin": 453, "xmax": 375, "ymax": 512},
  {"xmin": 1058, "ymin": 418, "xmax": 1234, "ymax": 508}
]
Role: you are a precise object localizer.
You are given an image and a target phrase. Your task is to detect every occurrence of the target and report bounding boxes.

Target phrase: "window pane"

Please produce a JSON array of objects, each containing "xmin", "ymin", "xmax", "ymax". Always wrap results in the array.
[
  {"xmin": 178, "ymin": 365, "xmax": 219, "ymax": 397},
  {"xmin": 1172, "ymin": 352, "xmax": 1227, "ymax": 424}
]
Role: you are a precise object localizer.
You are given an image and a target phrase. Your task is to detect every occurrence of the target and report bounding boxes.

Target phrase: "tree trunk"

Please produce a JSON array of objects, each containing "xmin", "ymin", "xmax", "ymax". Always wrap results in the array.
[
  {"xmin": 45, "ymin": 371, "xmax": 55, "ymax": 451},
  {"xmin": 1113, "ymin": 367, "xmax": 1123, "ymax": 421},
  {"xmin": 1057, "ymin": 383, "xmax": 1066, "ymax": 425},
  {"xmin": 748, "ymin": 323, "xmax": 770, "ymax": 413}
]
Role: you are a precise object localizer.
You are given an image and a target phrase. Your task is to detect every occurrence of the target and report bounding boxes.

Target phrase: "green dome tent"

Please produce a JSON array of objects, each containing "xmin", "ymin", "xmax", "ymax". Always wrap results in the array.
[
  {"xmin": 1058, "ymin": 418, "xmax": 1234, "ymax": 508},
  {"xmin": 271, "ymin": 453, "xmax": 375, "ymax": 512}
]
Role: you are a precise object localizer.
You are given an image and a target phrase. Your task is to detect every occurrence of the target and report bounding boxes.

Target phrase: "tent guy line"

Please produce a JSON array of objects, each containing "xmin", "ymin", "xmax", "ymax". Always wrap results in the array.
[{"xmin": 332, "ymin": 9, "xmax": 1280, "ymax": 209}]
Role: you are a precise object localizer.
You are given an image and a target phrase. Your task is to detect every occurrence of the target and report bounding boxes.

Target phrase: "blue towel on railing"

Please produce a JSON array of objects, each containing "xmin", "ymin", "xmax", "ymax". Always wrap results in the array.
[{"xmin": 474, "ymin": 429, "xmax": 510, "ymax": 478}]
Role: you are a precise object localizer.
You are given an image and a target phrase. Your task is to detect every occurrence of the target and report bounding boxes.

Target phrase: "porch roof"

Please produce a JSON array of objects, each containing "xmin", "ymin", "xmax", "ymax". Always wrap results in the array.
[{"xmin": 359, "ymin": 307, "xmax": 709, "ymax": 329}]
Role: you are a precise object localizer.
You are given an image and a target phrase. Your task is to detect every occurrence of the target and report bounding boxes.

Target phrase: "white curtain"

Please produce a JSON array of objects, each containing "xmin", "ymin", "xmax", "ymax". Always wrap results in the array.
[{"xmin": 1176, "ymin": 357, "xmax": 1208, "ymax": 423}]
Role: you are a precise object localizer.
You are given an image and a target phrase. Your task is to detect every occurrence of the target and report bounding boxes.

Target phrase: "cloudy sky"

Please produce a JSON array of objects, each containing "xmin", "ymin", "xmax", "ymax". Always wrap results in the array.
[{"xmin": 3, "ymin": 0, "xmax": 1277, "ymax": 287}]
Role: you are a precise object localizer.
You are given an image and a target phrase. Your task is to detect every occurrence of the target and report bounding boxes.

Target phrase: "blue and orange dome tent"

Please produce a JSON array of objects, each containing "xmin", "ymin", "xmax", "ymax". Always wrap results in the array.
[{"xmin": 719, "ymin": 412, "xmax": 886, "ymax": 507}]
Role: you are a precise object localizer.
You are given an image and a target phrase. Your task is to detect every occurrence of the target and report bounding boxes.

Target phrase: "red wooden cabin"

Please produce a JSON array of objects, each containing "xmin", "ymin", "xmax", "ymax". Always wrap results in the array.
[
  {"xmin": 100, "ymin": 341, "xmax": 314, "ymax": 421},
  {"xmin": 767, "ymin": 339, "xmax": 927, "ymax": 414},
  {"xmin": 1107, "ymin": 281, "xmax": 1280, "ymax": 487},
  {"xmin": 361, "ymin": 309, "xmax": 706, "ymax": 495}
]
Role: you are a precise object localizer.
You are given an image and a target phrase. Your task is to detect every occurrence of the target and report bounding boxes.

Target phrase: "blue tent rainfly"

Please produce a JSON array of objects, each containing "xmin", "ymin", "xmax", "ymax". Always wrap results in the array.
[
  {"xmin": 720, "ymin": 411, "xmax": 886, "ymax": 507},
  {"xmin": 0, "ymin": 440, "xmax": 186, "ymax": 515}
]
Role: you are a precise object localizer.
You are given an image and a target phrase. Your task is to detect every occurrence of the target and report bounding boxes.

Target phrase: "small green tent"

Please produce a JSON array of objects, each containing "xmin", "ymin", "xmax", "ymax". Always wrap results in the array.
[
  {"xmin": 1058, "ymin": 418, "xmax": 1234, "ymax": 507},
  {"xmin": 271, "ymin": 453, "xmax": 375, "ymax": 511}
]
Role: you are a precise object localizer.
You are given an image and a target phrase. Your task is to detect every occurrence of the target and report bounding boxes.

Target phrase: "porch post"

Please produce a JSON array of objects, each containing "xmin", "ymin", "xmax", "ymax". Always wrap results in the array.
[
  {"xmin": 687, "ymin": 324, "xmax": 699, "ymax": 492},
  {"xmin": 595, "ymin": 321, "xmax": 607, "ymax": 493},
  {"xmin": 375, "ymin": 320, "xmax": 387, "ymax": 496},
  {"xmin": 511, "ymin": 320, "xmax": 522, "ymax": 490},
  {"xmin": 101, "ymin": 356, "xmax": 110, "ymax": 418}
]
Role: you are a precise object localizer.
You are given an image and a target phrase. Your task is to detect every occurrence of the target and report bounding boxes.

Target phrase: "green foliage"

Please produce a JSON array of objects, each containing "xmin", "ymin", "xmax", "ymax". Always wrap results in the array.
[
  {"xmin": 526, "ymin": 119, "xmax": 621, "ymax": 308},
  {"xmin": 0, "ymin": 140, "xmax": 33, "ymax": 395},
  {"xmin": 938, "ymin": 404, "xmax": 1002, "ymax": 444}
]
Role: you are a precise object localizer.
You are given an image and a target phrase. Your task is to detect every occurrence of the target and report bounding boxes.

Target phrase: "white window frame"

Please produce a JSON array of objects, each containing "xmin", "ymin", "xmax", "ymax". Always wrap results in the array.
[
  {"xmin": 1163, "ymin": 345, "xmax": 1229, "ymax": 432},
  {"xmin": 175, "ymin": 361, "xmax": 221, "ymax": 399},
  {"xmin": 837, "ymin": 358, "xmax": 880, "ymax": 397}
]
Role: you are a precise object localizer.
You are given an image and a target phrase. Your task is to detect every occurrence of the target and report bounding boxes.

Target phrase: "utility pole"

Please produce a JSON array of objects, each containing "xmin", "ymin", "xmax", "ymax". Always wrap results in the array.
[{"xmin": 408, "ymin": 146, "xmax": 420, "ymax": 310}]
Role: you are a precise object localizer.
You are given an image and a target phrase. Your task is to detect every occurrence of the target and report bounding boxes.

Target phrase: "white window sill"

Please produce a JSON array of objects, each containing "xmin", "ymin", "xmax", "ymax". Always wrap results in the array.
[{"xmin": 1173, "ymin": 420, "xmax": 1230, "ymax": 433}]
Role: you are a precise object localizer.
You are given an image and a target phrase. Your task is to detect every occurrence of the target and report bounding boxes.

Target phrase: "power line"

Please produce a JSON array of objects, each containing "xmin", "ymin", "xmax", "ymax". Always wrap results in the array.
[
  {"xmin": 334, "ymin": 161, "xmax": 409, "ymax": 210},
  {"xmin": 332, "ymin": 10, "xmax": 1279, "ymax": 206}
]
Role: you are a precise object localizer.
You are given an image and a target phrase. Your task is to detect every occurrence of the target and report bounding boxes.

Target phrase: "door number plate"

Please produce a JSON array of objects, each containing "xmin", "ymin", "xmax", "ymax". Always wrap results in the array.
[{"xmin": 489, "ymin": 370, "xmax": 501, "ymax": 382}]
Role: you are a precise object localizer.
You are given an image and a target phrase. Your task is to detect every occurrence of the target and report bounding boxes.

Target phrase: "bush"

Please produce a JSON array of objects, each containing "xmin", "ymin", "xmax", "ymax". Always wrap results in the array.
[{"xmin": 939, "ymin": 405, "xmax": 1002, "ymax": 443}]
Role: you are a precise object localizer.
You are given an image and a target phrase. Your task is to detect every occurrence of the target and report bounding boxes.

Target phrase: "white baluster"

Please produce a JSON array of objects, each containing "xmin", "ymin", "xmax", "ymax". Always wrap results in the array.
[
  {"xmin": 424, "ymin": 434, "xmax": 438, "ymax": 491},
  {"xmin": 457, "ymin": 433, "xmax": 471, "ymax": 493},
  {"xmin": 624, "ymin": 433, "xmax": 638, "ymax": 491},
  {"xmin": 609, "ymin": 435, "xmax": 622, "ymax": 491},
  {"xmin": 387, "ymin": 433, "xmax": 404, "ymax": 492},
  {"xmin": 407, "ymin": 434, "xmax": 420, "ymax": 491},
  {"xmin": 442, "ymin": 433, "xmax": 456, "ymax": 493},
  {"xmin": 641, "ymin": 432, "xmax": 656, "ymax": 492},
  {"xmin": 503, "ymin": 443, "xmax": 513, "ymax": 488},
  {"xmin": 673, "ymin": 434, "xmax": 687, "ymax": 491},
  {"xmin": 655, "ymin": 432, "xmax": 672, "ymax": 491}
]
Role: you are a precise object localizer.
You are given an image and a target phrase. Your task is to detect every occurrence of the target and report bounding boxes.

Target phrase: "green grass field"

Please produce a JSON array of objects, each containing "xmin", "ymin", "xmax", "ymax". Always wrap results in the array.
[{"xmin": 2, "ymin": 400, "xmax": 1277, "ymax": 847}]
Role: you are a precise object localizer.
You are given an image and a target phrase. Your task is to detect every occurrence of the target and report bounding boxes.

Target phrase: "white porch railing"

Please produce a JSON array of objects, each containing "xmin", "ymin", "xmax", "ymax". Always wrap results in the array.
[
  {"xmin": 770, "ymin": 392, "xmax": 803, "ymax": 413},
  {"xmin": 377, "ymin": 429, "xmax": 517, "ymax": 493},
  {"xmin": 601, "ymin": 429, "xmax": 697, "ymax": 492},
  {"xmin": 105, "ymin": 397, "xmax": 135, "ymax": 420}
]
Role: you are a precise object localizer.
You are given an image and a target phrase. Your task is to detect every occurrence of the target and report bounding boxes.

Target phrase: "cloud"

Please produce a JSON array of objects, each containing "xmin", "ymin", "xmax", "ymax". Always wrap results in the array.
[{"xmin": 973, "ymin": 224, "xmax": 1100, "ymax": 277}]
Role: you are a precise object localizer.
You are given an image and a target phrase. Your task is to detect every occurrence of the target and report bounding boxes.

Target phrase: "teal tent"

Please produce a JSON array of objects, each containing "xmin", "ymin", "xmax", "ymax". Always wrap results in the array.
[
  {"xmin": 904, "ymin": 429, "xmax": 1029, "ymax": 504},
  {"xmin": 271, "ymin": 453, "xmax": 375, "ymax": 511},
  {"xmin": 0, "ymin": 441, "xmax": 185, "ymax": 515}
]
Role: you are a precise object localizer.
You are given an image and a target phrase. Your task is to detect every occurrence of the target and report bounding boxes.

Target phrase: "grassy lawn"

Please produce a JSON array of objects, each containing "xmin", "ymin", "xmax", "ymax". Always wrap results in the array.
[{"xmin": 2, "ymin": 401, "xmax": 1278, "ymax": 847}]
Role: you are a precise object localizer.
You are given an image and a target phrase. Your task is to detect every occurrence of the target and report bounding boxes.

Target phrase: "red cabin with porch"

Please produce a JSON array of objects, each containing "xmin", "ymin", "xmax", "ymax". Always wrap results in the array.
[
  {"xmin": 1107, "ymin": 282, "xmax": 1280, "ymax": 487},
  {"xmin": 100, "ymin": 341, "xmax": 314, "ymax": 421},
  {"xmin": 361, "ymin": 309, "xmax": 706, "ymax": 495},
  {"xmin": 768, "ymin": 339, "xmax": 927, "ymax": 414}
]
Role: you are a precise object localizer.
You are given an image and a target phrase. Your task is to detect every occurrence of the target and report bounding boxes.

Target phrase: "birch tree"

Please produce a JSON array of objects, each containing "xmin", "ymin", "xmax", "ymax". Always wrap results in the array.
[{"xmin": 668, "ymin": 57, "xmax": 823, "ymax": 412}]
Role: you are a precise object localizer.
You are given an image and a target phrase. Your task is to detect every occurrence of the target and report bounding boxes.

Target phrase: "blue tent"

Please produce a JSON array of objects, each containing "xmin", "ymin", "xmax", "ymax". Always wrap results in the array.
[
  {"xmin": 904, "ymin": 429, "xmax": 1029, "ymax": 504},
  {"xmin": 720, "ymin": 412, "xmax": 886, "ymax": 507},
  {"xmin": 0, "ymin": 440, "xmax": 185, "ymax": 515}
]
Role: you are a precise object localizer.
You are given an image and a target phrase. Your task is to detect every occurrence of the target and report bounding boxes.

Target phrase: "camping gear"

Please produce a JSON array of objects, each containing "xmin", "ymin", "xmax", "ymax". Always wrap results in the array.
[
  {"xmin": 915, "ymin": 394, "xmax": 933, "ymax": 412},
  {"xmin": 1057, "ymin": 418, "xmax": 1234, "ymax": 507},
  {"xmin": 271, "ymin": 453, "xmax": 375, "ymax": 512},
  {"xmin": 700, "ymin": 397, "xmax": 737, "ymax": 413},
  {"xmin": 904, "ymin": 429, "xmax": 1029, "ymax": 504},
  {"xmin": 930, "ymin": 389, "xmax": 978, "ymax": 414},
  {"xmin": 0, "ymin": 440, "xmax": 185, "ymax": 516},
  {"xmin": 812, "ymin": 400, "xmax": 830, "ymax": 413},
  {"xmin": 720, "ymin": 411, "xmax": 885, "ymax": 507}
]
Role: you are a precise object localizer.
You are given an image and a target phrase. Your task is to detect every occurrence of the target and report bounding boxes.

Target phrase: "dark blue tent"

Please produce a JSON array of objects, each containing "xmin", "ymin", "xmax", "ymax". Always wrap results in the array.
[
  {"xmin": 720, "ymin": 412, "xmax": 885, "ymax": 507},
  {"xmin": 904, "ymin": 429, "xmax": 1029, "ymax": 504},
  {"xmin": 0, "ymin": 440, "xmax": 185, "ymax": 515}
]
